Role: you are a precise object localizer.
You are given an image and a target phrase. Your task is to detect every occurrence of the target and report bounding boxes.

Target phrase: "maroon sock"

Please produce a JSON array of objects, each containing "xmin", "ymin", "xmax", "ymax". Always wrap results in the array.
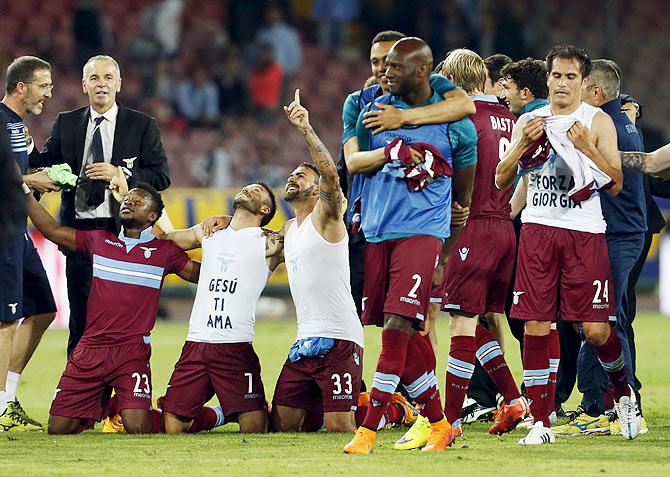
[
  {"xmin": 547, "ymin": 329, "xmax": 560, "ymax": 414},
  {"xmin": 188, "ymin": 406, "xmax": 219, "ymax": 433},
  {"xmin": 604, "ymin": 388, "xmax": 615, "ymax": 411},
  {"xmin": 444, "ymin": 335, "xmax": 476, "ymax": 425},
  {"xmin": 475, "ymin": 324, "xmax": 520, "ymax": 403},
  {"xmin": 592, "ymin": 327, "xmax": 629, "ymax": 400},
  {"xmin": 301, "ymin": 410, "xmax": 324, "ymax": 432},
  {"xmin": 150, "ymin": 409, "xmax": 163, "ymax": 433},
  {"xmin": 75, "ymin": 418, "xmax": 95, "ymax": 434},
  {"xmin": 401, "ymin": 339, "xmax": 442, "ymax": 423},
  {"xmin": 523, "ymin": 333, "xmax": 551, "ymax": 427},
  {"xmin": 416, "ymin": 333, "xmax": 436, "ymax": 372},
  {"xmin": 362, "ymin": 328, "xmax": 411, "ymax": 430},
  {"xmin": 107, "ymin": 394, "xmax": 119, "ymax": 417}
]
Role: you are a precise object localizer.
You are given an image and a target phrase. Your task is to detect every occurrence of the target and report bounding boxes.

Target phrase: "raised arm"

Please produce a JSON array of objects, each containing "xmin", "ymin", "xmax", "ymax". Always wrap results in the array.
[
  {"xmin": 495, "ymin": 116, "xmax": 544, "ymax": 190},
  {"xmin": 27, "ymin": 191, "xmax": 76, "ymax": 251},
  {"xmin": 285, "ymin": 90, "xmax": 346, "ymax": 240},
  {"xmin": 154, "ymin": 223, "xmax": 204, "ymax": 251},
  {"xmin": 568, "ymin": 113, "xmax": 622, "ymax": 195}
]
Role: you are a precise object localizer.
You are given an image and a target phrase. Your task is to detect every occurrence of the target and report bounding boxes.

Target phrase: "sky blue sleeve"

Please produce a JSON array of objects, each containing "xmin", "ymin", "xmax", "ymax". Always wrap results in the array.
[
  {"xmin": 342, "ymin": 91, "xmax": 362, "ymax": 144},
  {"xmin": 448, "ymin": 118, "xmax": 478, "ymax": 169},
  {"xmin": 355, "ymin": 104, "xmax": 373, "ymax": 152},
  {"xmin": 429, "ymin": 73, "xmax": 458, "ymax": 96}
]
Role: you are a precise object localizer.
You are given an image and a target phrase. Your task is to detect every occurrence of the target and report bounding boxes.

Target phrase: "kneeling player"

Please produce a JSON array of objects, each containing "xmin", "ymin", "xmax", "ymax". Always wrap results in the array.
[
  {"xmin": 27, "ymin": 184, "xmax": 199, "ymax": 434},
  {"xmin": 271, "ymin": 91, "xmax": 364, "ymax": 433},
  {"xmin": 158, "ymin": 182, "xmax": 281, "ymax": 433}
]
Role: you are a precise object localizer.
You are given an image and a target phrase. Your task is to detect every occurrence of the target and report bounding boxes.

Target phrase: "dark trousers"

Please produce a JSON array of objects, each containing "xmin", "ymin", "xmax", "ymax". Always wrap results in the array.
[
  {"xmin": 578, "ymin": 232, "xmax": 644, "ymax": 416},
  {"xmin": 625, "ymin": 232, "xmax": 653, "ymax": 412},
  {"xmin": 65, "ymin": 253, "xmax": 93, "ymax": 356}
]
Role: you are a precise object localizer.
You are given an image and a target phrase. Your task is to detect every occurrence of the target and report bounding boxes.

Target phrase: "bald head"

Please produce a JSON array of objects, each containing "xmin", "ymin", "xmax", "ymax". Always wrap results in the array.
[
  {"xmin": 384, "ymin": 37, "xmax": 434, "ymax": 100},
  {"xmin": 389, "ymin": 37, "xmax": 433, "ymax": 70}
]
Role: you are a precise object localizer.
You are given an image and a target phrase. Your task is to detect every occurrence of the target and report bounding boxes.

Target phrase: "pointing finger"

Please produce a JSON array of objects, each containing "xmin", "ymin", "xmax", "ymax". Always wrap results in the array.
[{"xmin": 294, "ymin": 89, "xmax": 300, "ymax": 105}]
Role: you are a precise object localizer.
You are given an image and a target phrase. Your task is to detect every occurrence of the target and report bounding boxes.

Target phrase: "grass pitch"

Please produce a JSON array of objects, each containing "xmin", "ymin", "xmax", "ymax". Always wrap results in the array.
[{"xmin": 3, "ymin": 311, "xmax": 669, "ymax": 476}]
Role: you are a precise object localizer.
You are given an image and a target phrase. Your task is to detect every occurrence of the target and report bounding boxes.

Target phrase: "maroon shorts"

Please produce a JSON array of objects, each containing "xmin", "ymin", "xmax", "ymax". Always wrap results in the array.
[
  {"xmin": 272, "ymin": 339, "xmax": 363, "ymax": 414},
  {"xmin": 362, "ymin": 236, "xmax": 442, "ymax": 330},
  {"xmin": 511, "ymin": 223, "xmax": 615, "ymax": 322},
  {"xmin": 50, "ymin": 341, "xmax": 152, "ymax": 421},
  {"xmin": 443, "ymin": 218, "xmax": 516, "ymax": 315},
  {"xmin": 162, "ymin": 341, "xmax": 266, "ymax": 420}
]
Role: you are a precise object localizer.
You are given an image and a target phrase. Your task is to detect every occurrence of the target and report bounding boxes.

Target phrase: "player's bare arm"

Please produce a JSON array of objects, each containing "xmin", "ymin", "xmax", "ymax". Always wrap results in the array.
[
  {"xmin": 620, "ymin": 142, "xmax": 670, "ymax": 179},
  {"xmin": 495, "ymin": 116, "xmax": 544, "ymax": 189},
  {"xmin": 176, "ymin": 260, "xmax": 201, "ymax": 283},
  {"xmin": 23, "ymin": 170, "xmax": 60, "ymax": 194},
  {"xmin": 568, "ymin": 114, "xmax": 622, "ymax": 195},
  {"xmin": 265, "ymin": 221, "xmax": 290, "ymax": 271},
  {"xmin": 26, "ymin": 192, "xmax": 76, "ymax": 251},
  {"xmin": 285, "ymin": 89, "xmax": 346, "ymax": 242},
  {"xmin": 442, "ymin": 164, "xmax": 476, "ymax": 259},
  {"xmin": 510, "ymin": 175, "xmax": 528, "ymax": 219},
  {"xmin": 156, "ymin": 224, "xmax": 205, "ymax": 251},
  {"xmin": 362, "ymin": 88, "xmax": 476, "ymax": 134}
]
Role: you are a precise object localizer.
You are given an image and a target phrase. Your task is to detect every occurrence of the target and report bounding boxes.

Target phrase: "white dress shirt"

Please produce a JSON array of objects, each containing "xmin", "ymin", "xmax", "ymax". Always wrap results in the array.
[{"xmin": 76, "ymin": 103, "xmax": 118, "ymax": 219}]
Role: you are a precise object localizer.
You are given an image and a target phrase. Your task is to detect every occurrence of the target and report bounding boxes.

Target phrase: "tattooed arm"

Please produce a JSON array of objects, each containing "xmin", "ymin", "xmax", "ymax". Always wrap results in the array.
[
  {"xmin": 284, "ymin": 89, "xmax": 346, "ymax": 242},
  {"xmin": 621, "ymin": 143, "xmax": 670, "ymax": 178},
  {"xmin": 265, "ymin": 221, "xmax": 289, "ymax": 271}
]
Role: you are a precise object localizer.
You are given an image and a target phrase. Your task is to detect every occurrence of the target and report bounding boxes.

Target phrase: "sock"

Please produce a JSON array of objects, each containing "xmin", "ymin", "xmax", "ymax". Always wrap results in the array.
[
  {"xmin": 592, "ymin": 327, "xmax": 629, "ymax": 400},
  {"xmin": 107, "ymin": 394, "xmax": 120, "ymax": 417},
  {"xmin": 604, "ymin": 388, "xmax": 615, "ymax": 411},
  {"xmin": 0, "ymin": 391, "xmax": 8, "ymax": 415},
  {"xmin": 523, "ymin": 333, "xmax": 551, "ymax": 427},
  {"xmin": 444, "ymin": 335, "xmax": 476, "ymax": 425},
  {"xmin": 416, "ymin": 333, "xmax": 436, "ymax": 372},
  {"xmin": 547, "ymin": 329, "xmax": 560, "ymax": 414},
  {"xmin": 302, "ymin": 410, "xmax": 324, "ymax": 432},
  {"xmin": 355, "ymin": 404, "xmax": 402, "ymax": 429},
  {"xmin": 75, "ymin": 418, "xmax": 95, "ymax": 434},
  {"xmin": 188, "ymin": 405, "xmax": 224, "ymax": 433},
  {"xmin": 150, "ymin": 408, "xmax": 163, "ymax": 433},
  {"xmin": 5, "ymin": 371, "xmax": 20, "ymax": 402},
  {"xmin": 362, "ymin": 329, "xmax": 410, "ymax": 431},
  {"xmin": 402, "ymin": 336, "xmax": 442, "ymax": 422},
  {"xmin": 475, "ymin": 324, "xmax": 520, "ymax": 404}
]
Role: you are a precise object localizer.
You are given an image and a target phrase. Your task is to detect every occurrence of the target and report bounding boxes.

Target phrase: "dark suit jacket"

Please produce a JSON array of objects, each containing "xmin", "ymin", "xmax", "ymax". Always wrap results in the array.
[{"xmin": 30, "ymin": 103, "xmax": 170, "ymax": 229}]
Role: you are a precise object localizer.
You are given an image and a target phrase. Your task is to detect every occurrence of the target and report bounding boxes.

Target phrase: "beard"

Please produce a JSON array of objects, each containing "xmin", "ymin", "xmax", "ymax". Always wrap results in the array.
[
  {"xmin": 233, "ymin": 195, "xmax": 260, "ymax": 214},
  {"xmin": 284, "ymin": 188, "xmax": 300, "ymax": 202}
]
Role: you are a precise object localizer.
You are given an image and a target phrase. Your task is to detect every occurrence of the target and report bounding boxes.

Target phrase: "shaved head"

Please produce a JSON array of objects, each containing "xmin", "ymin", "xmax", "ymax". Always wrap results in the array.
[
  {"xmin": 388, "ymin": 37, "xmax": 433, "ymax": 71},
  {"xmin": 383, "ymin": 37, "xmax": 434, "ymax": 102}
]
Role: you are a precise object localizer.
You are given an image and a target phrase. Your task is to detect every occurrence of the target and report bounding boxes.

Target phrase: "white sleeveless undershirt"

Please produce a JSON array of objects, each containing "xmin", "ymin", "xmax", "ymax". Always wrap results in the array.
[
  {"xmin": 521, "ymin": 102, "xmax": 606, "ymax": 233},
  {"xmin": 284, "ymin": 214, "xmax": 364, "ymax": 348},
  {"xmin": 186, "ymin": 227, "xmax": 269, "ymax": 343}
]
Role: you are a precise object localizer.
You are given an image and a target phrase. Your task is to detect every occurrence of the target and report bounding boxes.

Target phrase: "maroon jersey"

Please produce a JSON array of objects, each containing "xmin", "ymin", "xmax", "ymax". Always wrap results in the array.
[
  {"xmin": 469, "ymin": 96, "xmax": 516, "ymax": 220},
  {"xmin": 75, "ymin": 229, "xmax": 190, "ymax": 346}
]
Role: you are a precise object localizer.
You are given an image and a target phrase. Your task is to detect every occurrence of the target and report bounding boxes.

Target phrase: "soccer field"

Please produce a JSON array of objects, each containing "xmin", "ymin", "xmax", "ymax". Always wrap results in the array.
[{"xmin": 4, "ymin": 311, "xmax": 669, "ymax": 476}]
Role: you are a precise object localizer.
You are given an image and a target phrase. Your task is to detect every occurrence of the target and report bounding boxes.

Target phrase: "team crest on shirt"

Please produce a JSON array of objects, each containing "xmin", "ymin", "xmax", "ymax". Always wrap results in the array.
[
  {"xmin": 217, "ymin": 253, "xmax": 236, "ymax": 272},
  {"xmin": 287, "ymin": 257, "xmax": 298, "ymax": 273},
  {"xmin": 513, "ymin": 291, "xmax": 524, "ymax": 305},
  {"xmin": 122, "ymin": 157, "xmax": 137, "ymax": 169},
  {"xmin": 140, "ymin": 246, "xmax": 157, "ymax": 259},
  {"xmin": 8, "ymin": 303, "xmax": 17, "ymax": 314},
  {"xmin": 458, "ymin": 247, "xmax": 469, "ymax": 261}
]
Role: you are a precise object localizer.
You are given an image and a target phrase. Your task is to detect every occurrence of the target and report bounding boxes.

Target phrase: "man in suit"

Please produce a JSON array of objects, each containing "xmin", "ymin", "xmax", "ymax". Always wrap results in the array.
[{"xmin": 31, "ymin": 55, "xmax": 170, "ymax": 355}]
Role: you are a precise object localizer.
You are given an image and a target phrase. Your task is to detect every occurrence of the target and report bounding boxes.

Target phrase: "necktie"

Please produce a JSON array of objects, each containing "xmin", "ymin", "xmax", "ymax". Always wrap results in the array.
[{"xmin": 87, "ymin": 116, "xmax": 106, "ymax": 207}]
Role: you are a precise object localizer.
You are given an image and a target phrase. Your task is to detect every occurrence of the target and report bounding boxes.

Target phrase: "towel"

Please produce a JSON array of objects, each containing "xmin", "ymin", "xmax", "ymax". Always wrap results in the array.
[{"xmin": 382, "ymin": 138, "xmax": 453, "ymax": 191}]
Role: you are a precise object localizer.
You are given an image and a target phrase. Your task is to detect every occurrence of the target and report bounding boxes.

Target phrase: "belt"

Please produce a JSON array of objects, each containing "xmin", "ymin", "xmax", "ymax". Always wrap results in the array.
[{"xmin": 74, "ymin": 217, "xmax": 116, "ymax": 231}]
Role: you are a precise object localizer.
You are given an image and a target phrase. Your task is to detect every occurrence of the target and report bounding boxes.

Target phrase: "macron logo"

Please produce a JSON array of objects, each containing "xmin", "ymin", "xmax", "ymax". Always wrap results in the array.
[
  {"xmin": 459, "ymin": 247, "xmax": 469, "ymax": 261},
  {"xmin": 513, "ymin": 291, "xmax": 524, "ymax": 305},
  {"xmin": 105, "ymin": 239, "xmax": 123, "ymax": 248},
  {"xmin": 8, "ymin": 303, "xmax": 17, "ymax": 314}
]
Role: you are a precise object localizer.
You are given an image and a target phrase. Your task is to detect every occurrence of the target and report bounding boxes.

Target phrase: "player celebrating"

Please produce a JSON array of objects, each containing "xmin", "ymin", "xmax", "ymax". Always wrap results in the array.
[
  {"xmin": 437, "ymin": 49, "xmax": 530, "ymax": 436},
  {"xmin": 496, "ymin": 45, "xmax": 641, "ymax": 444},
  {"xmin": 156, "ymin": 182, "xmax": 280, "ymax": 434},
  {"xmin": 344, "ymin": 38, "xmax": 477, "ymax": 454},
  {"xmin": 270, "ymin": 90, "xmax": 364, "ymax": 434},
  {"xmin": 26, "ymin": 183, "xmax": 199, "ymax": 434}
]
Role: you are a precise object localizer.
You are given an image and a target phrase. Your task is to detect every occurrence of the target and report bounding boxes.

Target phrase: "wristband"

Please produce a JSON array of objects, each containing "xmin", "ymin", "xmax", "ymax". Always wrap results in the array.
[{"xmin": 22, "ymin": 183, "xmax": 31, "ymax": 194}]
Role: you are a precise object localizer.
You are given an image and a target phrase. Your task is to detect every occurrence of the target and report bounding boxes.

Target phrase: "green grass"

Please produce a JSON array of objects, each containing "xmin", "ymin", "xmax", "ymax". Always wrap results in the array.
[{"xmin": 4, "ymin": 311, "xmax": 670, "ymax": 476}]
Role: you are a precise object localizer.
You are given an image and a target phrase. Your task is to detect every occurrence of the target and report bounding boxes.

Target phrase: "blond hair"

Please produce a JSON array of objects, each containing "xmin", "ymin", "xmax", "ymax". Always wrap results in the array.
[{"xmin": 440, "ymin": 48, "xmax": 486, "ymax": 95}]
